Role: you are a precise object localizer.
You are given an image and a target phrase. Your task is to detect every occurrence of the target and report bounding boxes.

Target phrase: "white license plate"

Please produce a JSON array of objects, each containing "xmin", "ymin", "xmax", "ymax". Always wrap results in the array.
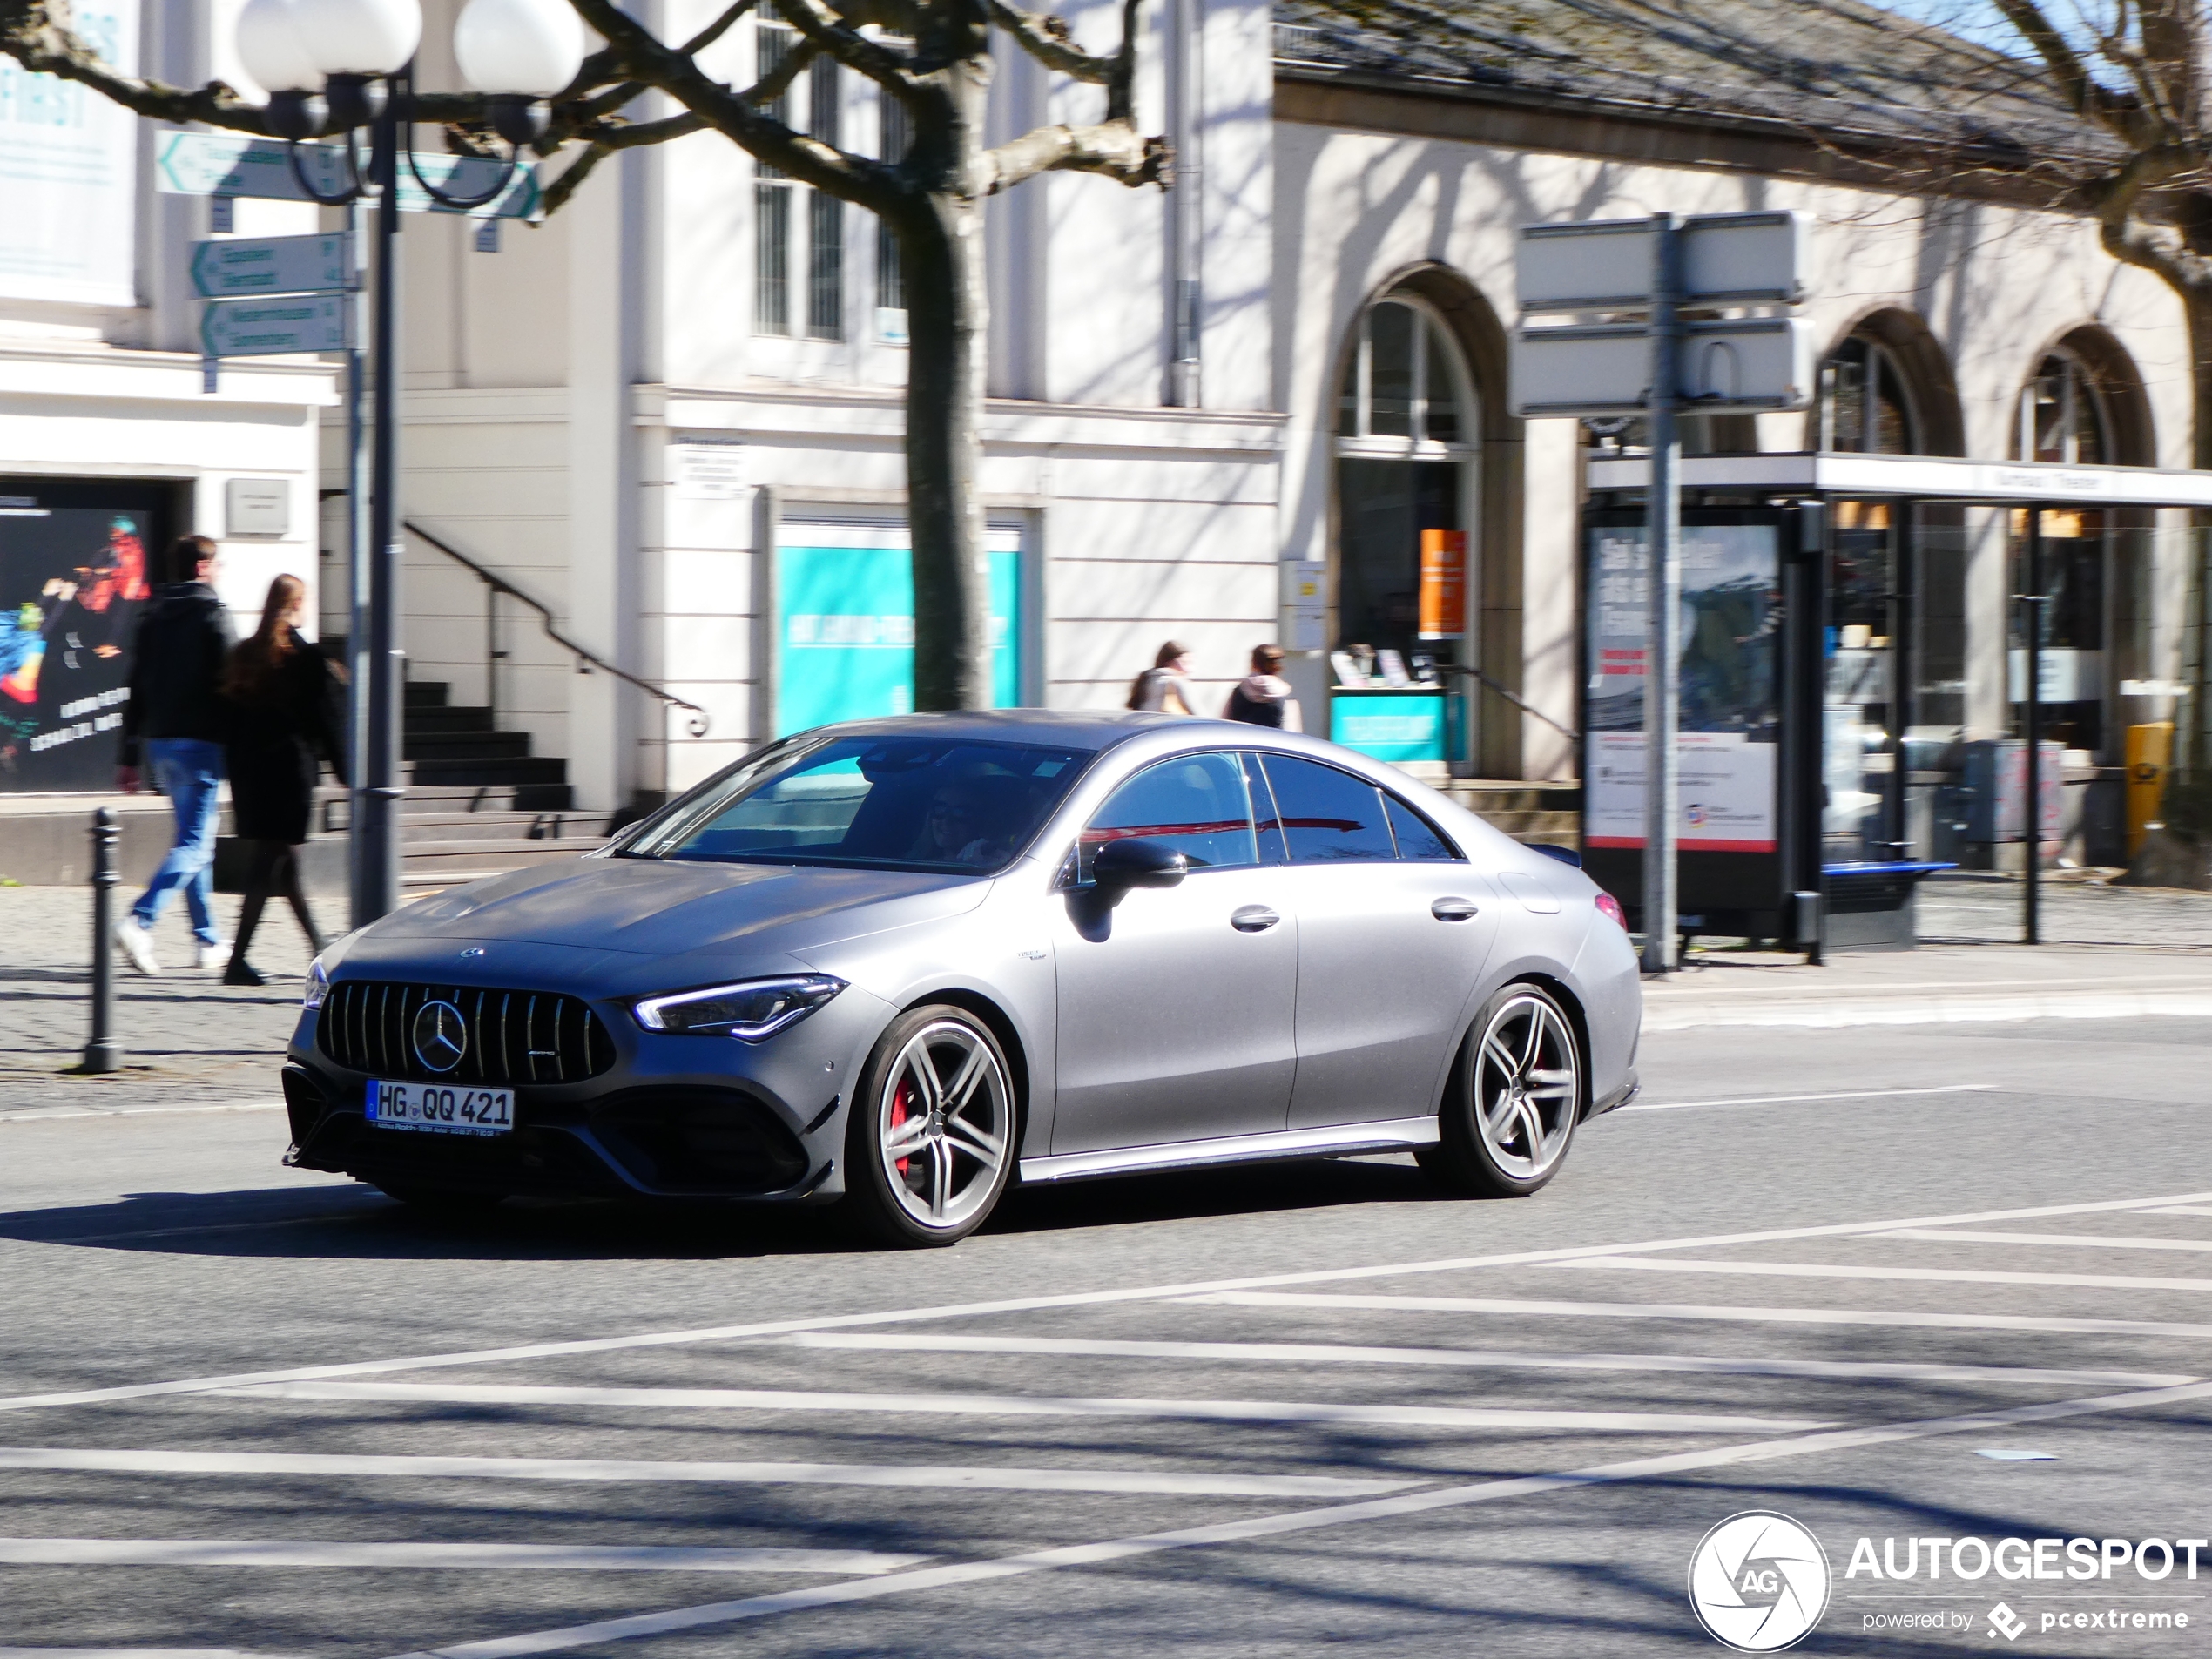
[{"xmin": 367, "ymin": 1080, "xmax": 515, "ymax": 1136}]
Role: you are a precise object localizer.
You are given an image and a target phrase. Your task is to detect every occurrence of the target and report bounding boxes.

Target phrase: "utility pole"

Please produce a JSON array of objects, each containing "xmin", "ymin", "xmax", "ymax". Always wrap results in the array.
[
  {"xmin": 361, "ymin": 84, "xmax": 404, "ymax": 922},
  {"xmin": 2023, "ymin": 508, "xmax": 2044, "ymax": 945},
  {"xmin": 1642, "ymin": 212, "xmax": 1683, "ymax": 974}
]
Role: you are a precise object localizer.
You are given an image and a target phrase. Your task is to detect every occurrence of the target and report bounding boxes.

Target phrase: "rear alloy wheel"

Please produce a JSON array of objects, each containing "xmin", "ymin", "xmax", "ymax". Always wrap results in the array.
[
  {"xmin": 844, "ymin": 1005, "xmax": 1017, "ymax": 1247},
  {"xmin": 1418, "ymin": 982, "xmax": 1583, "ymax": 1198}
]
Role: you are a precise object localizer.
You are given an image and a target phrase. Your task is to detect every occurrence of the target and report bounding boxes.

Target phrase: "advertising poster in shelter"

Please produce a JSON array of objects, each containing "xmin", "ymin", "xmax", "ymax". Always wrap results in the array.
[
  {"xmin": 0, "ymin": 1, "xmax": 138, "ymax": 305},
  {"xmin": 1584, "ymin": 521, "xmax": 1781, "ymax": 852},
  {"xmin": 0, "ymin": 502, "xmax": 154, "ymax": 790}
]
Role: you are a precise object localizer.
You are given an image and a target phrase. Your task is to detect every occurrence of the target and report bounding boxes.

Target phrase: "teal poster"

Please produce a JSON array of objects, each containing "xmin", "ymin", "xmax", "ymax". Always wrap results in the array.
[{"xmin": 776, "ymin": 543, "xmax": 1021, "ymax": 737}]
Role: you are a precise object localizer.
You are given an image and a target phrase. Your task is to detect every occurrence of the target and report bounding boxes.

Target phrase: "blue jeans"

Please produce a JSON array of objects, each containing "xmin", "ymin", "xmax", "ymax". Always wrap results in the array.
[{"xmin": 133, "ymin": 737, "xmax": 225, "ymax": 946}]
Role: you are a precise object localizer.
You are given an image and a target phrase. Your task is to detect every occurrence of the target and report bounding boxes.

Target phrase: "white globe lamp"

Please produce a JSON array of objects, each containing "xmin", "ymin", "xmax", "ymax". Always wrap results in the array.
[
  {"xmin": 291, "ymin": 0, "xmax": 424, "ymax": 77},
  {"xmin": 234, "ymin": 0, "xmax": 320, "ymax": 95},
  {"xmin": 455, "ymin": 0, "xmax": 588, "ymax": 97}
]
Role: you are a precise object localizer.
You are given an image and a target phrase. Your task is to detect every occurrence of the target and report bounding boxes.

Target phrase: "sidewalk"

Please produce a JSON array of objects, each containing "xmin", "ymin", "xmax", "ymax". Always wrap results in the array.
[
  {"xmin": 4, "ymin": 875, "xmax": 2209, "ymax": 1118},
  {"xmin": 1, "ymin": 883, "xmax": 318, "ymax": 1117}
]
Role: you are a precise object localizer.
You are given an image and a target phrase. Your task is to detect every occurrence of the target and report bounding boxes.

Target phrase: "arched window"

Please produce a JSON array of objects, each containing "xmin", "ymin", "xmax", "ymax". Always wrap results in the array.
[
  {"xmin": 2017, "ymin": 351, "xmax": 2110, "ymax": 464},
  {"xmin": 1332, "ymin": 293, "xmax": 1478, "ymax": 669},
  {"xmin": 1821, "ymin": 335, "xmax": 1918, "ymax": 454}
]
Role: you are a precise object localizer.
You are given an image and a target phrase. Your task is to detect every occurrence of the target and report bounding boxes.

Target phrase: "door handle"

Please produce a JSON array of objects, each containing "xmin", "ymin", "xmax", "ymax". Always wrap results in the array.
[
  {"xmin": 1231, "ymin": 905, "xmax": 1280, "ymax": 933},
  {"xmin": 1431, "ymin": 897, "xmax": 1480, "ymax": 921}
]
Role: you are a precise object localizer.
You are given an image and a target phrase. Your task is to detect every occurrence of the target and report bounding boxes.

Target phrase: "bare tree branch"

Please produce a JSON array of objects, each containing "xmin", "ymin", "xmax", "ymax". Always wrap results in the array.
[
  {"xmin": 683, "ymin": 0, "xmax": 760, "ymax": 56},
  {"xmin": 987, "ymin": 0, "xmax": 1114, "ymax": 81},
  {"xmin": 0, "ymin": 0, "xmax": 269, "ymax": 132},
  {"xmin": 760, "ymin": 0, "xmax": 921, "ymax": 100},
  {"xmin": 1105, "ymin": 0, "xmax": 1143, "ymax": 123},
  {"xmin": 563, "ymin": 0, "xmax": 907, "ymax": 213},
  {"xmin": 1993, "ymin": 0, "xmax": 2156, "ymax": 145},
  {"xmin": 981, "ymin": 118, "xmax": 1168, "ymax": 193}
]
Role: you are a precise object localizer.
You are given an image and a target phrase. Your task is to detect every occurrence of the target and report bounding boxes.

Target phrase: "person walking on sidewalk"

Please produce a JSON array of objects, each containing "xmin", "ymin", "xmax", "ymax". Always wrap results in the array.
[
  {"xmin": 112, "ymin": 535, "xmax": 233, "ymax": 976},
  {"xmin": 218, "ymin": 574, "xmax": 345, "ymax": 987},
  {"xmin": 1224, "ymin": 644, "xmax": 1304, "ymax": 731},
  {"xmin": 1126, "ymin": 641, "xmax": 1200, "ymax": 715}
]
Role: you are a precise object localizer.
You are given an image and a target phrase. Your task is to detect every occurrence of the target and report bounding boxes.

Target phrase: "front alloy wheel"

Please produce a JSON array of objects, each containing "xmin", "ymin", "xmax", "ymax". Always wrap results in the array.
[
  {"xmin": 845, "ymin": 1005, "xmax": 1016, "ymax": 1246},
  {"xmin": 1419, "ymin": 982, "xmax": 1583, "ymax": 1197}
]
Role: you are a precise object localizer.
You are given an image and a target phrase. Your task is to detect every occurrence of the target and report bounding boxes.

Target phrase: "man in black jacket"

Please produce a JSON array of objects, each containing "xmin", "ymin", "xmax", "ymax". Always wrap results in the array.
[{"xmin": 113, "ymin": 535, "xmax": 233, "ymax": 975}]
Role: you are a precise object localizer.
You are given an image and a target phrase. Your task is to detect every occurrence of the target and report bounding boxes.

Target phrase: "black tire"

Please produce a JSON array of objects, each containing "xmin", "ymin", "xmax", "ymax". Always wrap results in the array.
[
  {"xmin": 1418, "ymin": 981, "xmax": 1584, "ymax": 1198},
  {"xmin": 372, "ymin": 1182, "xmax": 509, "ymax": 1215},
  {"xmin": 842, "ymin": 1004, "xmax": 1019, "ymax": 1248}
]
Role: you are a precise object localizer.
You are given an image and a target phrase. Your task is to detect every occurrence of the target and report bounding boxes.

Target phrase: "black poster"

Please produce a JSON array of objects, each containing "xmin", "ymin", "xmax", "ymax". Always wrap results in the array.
[{"xmin": 0, "ymin": 500, "xmax": 159, "ymax": 791}]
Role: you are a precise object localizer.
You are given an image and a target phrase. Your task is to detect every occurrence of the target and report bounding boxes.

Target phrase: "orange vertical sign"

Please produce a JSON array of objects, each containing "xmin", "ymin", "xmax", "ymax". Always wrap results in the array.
[{"xmin": 1418, "ymin": 529, "xmax": 1467, "ymax": 639}]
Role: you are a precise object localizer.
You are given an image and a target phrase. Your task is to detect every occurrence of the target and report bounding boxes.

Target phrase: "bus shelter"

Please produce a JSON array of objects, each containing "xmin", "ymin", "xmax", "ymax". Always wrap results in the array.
[{"xmin": 1578, "ymin": 451, "xmax": 2212, "ymax": 952}]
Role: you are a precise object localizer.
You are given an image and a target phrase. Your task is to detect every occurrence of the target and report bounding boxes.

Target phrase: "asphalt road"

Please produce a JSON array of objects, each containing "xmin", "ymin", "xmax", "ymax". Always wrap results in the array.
[{"xmin": 3, "ymin": 1014, "xmax": 2211, "ymax": 1657}]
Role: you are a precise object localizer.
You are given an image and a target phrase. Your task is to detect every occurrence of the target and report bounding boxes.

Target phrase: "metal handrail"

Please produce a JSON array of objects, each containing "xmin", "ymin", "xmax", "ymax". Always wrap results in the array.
[
  {"xmin": 1435, "ymin": 663, "xmax": 1581, "ymax": 745},
  {"xmin": 403, "ymin": 521, "xmax": 710, "ymax": 738}
]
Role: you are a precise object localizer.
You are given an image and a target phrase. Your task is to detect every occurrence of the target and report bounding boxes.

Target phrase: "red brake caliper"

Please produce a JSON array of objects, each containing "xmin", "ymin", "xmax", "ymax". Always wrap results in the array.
[{"xmin": 890, "ymin": 1076, "xmax": 915, "ymax": 1177}]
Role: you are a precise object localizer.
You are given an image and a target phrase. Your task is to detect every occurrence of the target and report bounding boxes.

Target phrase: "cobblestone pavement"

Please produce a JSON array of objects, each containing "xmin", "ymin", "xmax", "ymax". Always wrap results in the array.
[
  {"xmin": 8, "ymin": 868, "xmax": 2211, "ymax": 1118},
  {"xmin": 1917, "ymin": 870, "xmax": 2212, "ymax": 949},
  {"xmin": 1, "ymin": 884, "xmax": 319, "ymax": 1116}
]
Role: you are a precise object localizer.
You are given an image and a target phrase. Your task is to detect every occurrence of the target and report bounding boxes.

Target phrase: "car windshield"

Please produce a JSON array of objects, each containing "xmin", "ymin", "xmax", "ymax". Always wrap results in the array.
[{"xmin": 624, "ymin": 735, "xmax": 1093, "ymax": 873}]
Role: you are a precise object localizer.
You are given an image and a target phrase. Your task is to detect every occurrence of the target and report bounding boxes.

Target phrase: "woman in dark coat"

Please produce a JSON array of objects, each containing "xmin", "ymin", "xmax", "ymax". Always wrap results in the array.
[{"xmin": 220, "ymin": 573, "xmax": 345, "ymax": 986}]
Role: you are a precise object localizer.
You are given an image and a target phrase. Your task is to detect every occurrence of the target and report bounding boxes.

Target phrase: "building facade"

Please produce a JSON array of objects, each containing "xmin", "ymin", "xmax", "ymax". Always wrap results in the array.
[{"xmin": 3, "ymin": 0, "xmax": 2199, "ymax": 885}]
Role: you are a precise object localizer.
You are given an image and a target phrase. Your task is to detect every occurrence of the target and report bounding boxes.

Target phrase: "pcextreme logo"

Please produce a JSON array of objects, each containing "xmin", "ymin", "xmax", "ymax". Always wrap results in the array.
[{"xmin": 1688, "ymin": 1511, "xmax": 1832, "ymax": 1653}]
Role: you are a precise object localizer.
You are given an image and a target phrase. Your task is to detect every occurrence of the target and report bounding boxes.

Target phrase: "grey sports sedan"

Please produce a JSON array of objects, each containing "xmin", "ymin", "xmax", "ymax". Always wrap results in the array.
[{"xmin": 281, "ymin": 712, "xmax": 1641, "ymax": 1246}]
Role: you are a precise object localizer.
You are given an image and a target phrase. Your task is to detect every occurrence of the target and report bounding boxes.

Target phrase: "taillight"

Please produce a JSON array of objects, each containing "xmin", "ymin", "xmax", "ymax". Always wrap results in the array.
[{"xmin": 1595, "ymin": 891, "xmax": 1628, "ymax": 930}]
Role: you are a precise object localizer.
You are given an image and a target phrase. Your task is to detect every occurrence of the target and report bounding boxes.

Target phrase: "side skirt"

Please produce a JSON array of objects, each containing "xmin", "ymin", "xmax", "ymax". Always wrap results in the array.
[{"xmin": 1018, "ymin": 1116, "xmax": 1440, "ymax": 1186}]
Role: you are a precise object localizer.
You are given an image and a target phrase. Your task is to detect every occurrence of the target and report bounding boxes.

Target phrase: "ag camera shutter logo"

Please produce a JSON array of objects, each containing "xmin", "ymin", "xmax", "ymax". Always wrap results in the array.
[{"xmin": 1689, "ymin": 1511, "xmax": 1831, "ymax": 1651}]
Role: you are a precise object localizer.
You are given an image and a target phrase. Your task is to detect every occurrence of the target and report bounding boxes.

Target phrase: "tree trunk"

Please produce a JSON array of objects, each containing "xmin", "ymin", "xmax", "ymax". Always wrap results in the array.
[
  {"xmin": 901, "ymin": 192, "xmax": 992, "ymax": 711},
  {"xmin": 901, "ymin": 35, "xmax": 995, "ymax": 713}
]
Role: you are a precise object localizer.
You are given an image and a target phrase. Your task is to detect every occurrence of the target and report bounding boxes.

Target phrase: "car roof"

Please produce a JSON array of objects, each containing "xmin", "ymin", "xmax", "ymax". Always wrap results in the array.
[{"xmin": 799, "ymin": 710, "xmax": 1193, "ymax": 750}]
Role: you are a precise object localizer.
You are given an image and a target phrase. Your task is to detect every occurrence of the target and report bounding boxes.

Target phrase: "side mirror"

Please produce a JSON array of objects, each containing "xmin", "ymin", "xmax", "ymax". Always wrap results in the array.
[
  {"xmin": 1528, "ymin": 843, "xmax": 1583, "ymax": 870},
  {"xmin": 1089, "ymin": 838, "xmax": 1188, "ymax": 904}
]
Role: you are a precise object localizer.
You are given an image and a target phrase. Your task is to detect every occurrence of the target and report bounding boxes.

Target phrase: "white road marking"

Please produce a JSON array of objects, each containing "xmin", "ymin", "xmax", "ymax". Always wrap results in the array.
[
  {"xmin": 1877, "ymin": 1228, "xmax": 2212, "ymax": 1253},
  {"xmin": 1176, "ymin": 1291, "xmax": 2212, "ymax": 1341},
  {"xmin": 1640, "ymin": 988, "xmax": 2212, "ymax": 1032},
  {"xmin": 779, "ymin": 1331, "xmax": 2191, "ymax": 1390},
  {"xmin": 1615, "ymin": 1084, "xmax": 1994, "ymax": 1115},
  {"xmin": 212, "ymin": 1381, "xmax": 1829, "ymax": 1435},
  {"xmin": 0, "ymin": 1540, "xmax": 923, "ymax": 1574},
  {"xmin": 0, "ymin": 1650, "xmax": 293, "ymax": 1658},
  {"xmin": 0, "ymin": 1103, "xmax": 287, "ymax": 1125},
  {"xmin": 381, "ymin": 1374, "xmax": 2212, "ymax": 1658},
  {"xmin": 1555, "ymin": 1256, "xmax": 2212, "ymax": 1292},
  {"xmin": 0, "ymin": 1447, "xmax": 1413, "ymax": 1500},
  {"xmin": 7, "ymin": 1187, "xmax": 2209, "ymax": 1416},
  {"xmin": 2142, "ymin": 1205, "xmax": 2212, "ymax": 1217}
]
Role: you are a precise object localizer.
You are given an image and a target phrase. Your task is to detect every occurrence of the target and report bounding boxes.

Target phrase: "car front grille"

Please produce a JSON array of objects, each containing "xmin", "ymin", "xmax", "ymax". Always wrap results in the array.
[{"xmin": 317, "ymin": 980, "xmax": 617, "ymax": 1084}]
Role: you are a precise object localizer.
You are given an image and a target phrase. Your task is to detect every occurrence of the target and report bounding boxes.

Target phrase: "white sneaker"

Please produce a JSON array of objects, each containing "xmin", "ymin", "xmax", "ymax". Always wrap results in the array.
[
  {"xmin": 195, "ymin": 937, "xmax": 233, "ymax": 971},
  {"xmin": 113, "ymin": 916, "xmax": 160, "ymax": 976}
]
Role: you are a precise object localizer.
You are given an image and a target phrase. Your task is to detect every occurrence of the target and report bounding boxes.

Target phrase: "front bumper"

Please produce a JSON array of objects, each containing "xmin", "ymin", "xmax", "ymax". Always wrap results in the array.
[{"xmin": 282, "ymin": 976, "xmax": 892, "ymax": 1204}]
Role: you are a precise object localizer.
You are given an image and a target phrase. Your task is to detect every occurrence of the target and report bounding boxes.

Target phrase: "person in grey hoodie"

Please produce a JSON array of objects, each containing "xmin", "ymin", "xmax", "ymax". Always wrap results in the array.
[{"xmin": 112, "ymin": 535, "xmax": 234, "ymax": 975}]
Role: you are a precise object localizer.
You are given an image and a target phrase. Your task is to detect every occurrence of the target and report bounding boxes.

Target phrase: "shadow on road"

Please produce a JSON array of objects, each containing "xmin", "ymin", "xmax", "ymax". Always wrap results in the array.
[{"xmin": 0, "ymin": 1157, "xmax": 1449, "ymax": 1263}]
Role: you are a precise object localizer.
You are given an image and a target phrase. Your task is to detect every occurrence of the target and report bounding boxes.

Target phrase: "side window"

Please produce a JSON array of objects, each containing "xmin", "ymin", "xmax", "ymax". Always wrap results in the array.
[
  {"xmin": 1078, "ymin": 752, "xmax": 1258, "ymax": 880},
  {"xmin": 1257, "ymin": 754, "xmax": 1397, "ymax": 863},
  {"xmin": 1241, "ymin": 752, "xmax": 1288, "ymax": 864},
  {"xmin": 1385, "ymin": 794, "xmax": 1462, "ymax": 861}
]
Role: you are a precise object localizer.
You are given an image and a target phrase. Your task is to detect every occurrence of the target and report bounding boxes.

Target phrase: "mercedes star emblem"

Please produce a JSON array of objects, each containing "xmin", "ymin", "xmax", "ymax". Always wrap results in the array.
[{"xmin": 411, "ymin": 999, "xmax": 469, "ymax": 1074}]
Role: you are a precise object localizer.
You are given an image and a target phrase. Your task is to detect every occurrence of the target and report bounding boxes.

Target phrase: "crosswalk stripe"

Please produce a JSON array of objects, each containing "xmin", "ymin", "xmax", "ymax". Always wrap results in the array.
[
  {"xmin": 1554, "ymin": 1256, "xmax": 2212, "ymax": 1292},
  {"xmin": 779, "ymin": 1331, "xmax": 2191, "ymax": 1389},
  {"xmin": 217, "ymin": 1380, "xmax": 1830, "ymax": 1435},
  {"xmin": 0, "ymin": 1447, "xmax": 1413, "ymax": 1500},
  {"xmin": 379, "ymin": 1375, "xmax": 2212, "ymax": 1659},
  {"xmin": 8, "ymin": 1188, "xmax": 2211, "ymax": 1416},
  {"xmin": 1174, "ymin": 1290, "xmax": 2212, "ymax": 1340},
  {"xmin": 0, "ymin": 1540, "xmax": 922, "ymax": 1574},
  {"xmin": 1876, "ymin": 1228, "xmax": 2212, "ymax": 1253}
]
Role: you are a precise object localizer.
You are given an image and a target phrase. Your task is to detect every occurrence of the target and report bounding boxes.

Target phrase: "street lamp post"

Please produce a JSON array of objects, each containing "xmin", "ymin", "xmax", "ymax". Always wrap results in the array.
[{"xmin": 233, "ymin": 0, "xmax": 583, "ymax": 927}]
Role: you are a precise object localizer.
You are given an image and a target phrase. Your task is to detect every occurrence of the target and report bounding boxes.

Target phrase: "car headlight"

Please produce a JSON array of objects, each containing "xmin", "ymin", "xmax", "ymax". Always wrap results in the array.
[
  {"xmin": 632, "ymin": 974, "xmax": 846, "ymax": 1041},
  {"xmin": 302, "ymin": 956, "xmax": 330, "ymax": 1011}
]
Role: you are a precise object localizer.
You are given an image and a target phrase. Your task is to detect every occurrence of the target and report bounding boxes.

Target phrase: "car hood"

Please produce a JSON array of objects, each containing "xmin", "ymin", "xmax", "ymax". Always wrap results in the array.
[{"xmin": 366, "ymin": 855, "xmax": 990, "ymax": 961}]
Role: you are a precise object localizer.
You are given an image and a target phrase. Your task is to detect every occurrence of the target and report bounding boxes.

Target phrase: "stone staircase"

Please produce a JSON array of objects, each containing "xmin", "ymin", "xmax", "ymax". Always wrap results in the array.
[{"xmin": 1441, "ymin": 780, "xmax": 1582, "ymax": 847}]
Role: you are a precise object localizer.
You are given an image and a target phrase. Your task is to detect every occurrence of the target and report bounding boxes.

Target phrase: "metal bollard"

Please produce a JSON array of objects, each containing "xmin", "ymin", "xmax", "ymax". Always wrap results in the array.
[{"xmin": 84, "ymin": 807, "xmax": 119, "ymax": 1074}]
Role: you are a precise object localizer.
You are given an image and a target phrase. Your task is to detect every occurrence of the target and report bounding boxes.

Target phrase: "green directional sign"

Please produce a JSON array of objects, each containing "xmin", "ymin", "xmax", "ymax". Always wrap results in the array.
[
  {"xmin": 200, "ymin": 294, "xmax": 347, "ymax": 358},
  {"xmin": 156, "ymin": 131, "xmax": 540, "ymax": 219},
  {"xmin": 191, "ymin": 233, "xmax": 352, "ymax": 299}
]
